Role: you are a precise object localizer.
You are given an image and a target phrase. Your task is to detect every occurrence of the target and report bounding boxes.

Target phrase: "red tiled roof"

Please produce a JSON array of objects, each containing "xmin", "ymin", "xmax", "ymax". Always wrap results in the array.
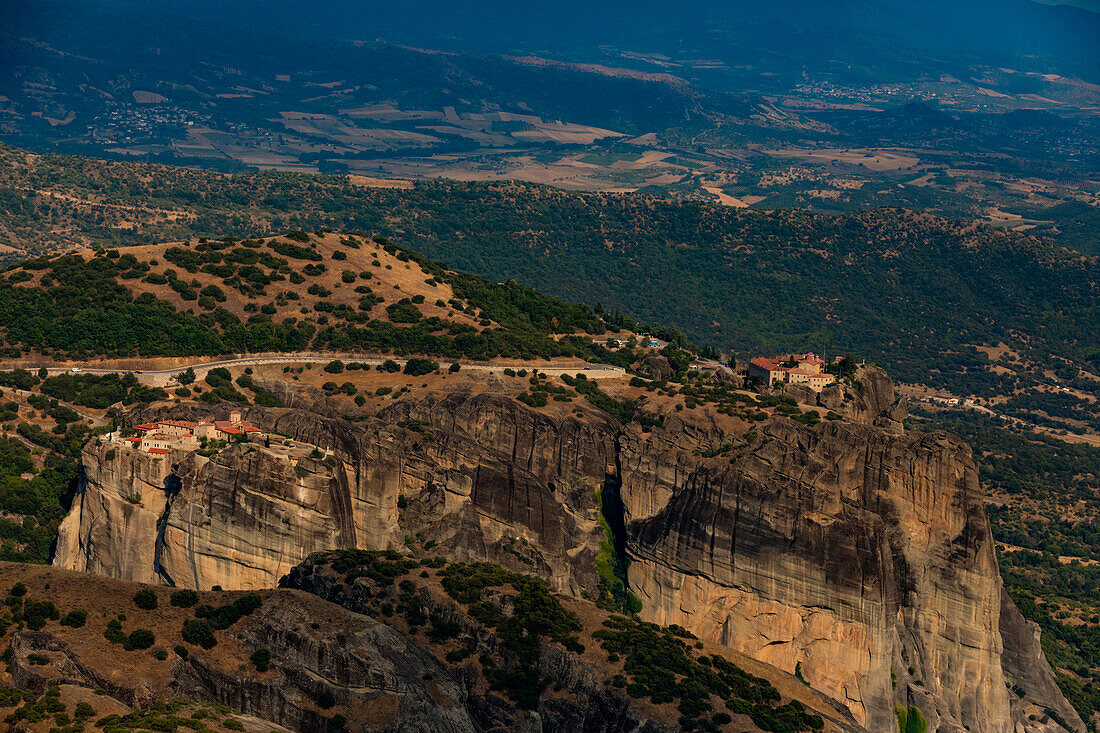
[
  {"xmin": 135, "ymin": 423, "xmax": 159, "ymax": 431},
  {"xmin": 160, "ymin": 420, "xmax": 197, "ymax": 429},
  {"xmin": 147, "ymin": 448, "xmax": 169, "ymax": 454},
  {"xmin": 749, "ymin": 357, "xmax": 782, "ymax": 371},
  {"xmin": 752, "ymin": 355, "xmax": 829, "ymax": 373},
  {"xmin": 124, "ymin": 437, "xmax": 142, "ymax": 443}
]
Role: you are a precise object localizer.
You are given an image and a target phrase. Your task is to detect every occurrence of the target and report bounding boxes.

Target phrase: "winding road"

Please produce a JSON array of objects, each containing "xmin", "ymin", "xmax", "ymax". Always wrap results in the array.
[{"xmin": 39, "ymin": 352, "xmax": 625, "ymax": 387}]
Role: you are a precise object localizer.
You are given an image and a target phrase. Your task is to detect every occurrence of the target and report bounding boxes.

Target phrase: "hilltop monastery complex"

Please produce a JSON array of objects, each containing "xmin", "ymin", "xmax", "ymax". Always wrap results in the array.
[
  {"xmin": 120, "ymin": 410, "xmax": 262, "ymax": 454},
  {"xmin": 747, "ymin": 353, "xmax": 836, "ymax": 391}
]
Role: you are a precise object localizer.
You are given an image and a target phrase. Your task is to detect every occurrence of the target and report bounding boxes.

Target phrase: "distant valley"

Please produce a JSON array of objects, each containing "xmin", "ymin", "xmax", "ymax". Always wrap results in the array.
[{"xmin": 2, "ymin": 0, "xmax": 1098, "ymax": 252}]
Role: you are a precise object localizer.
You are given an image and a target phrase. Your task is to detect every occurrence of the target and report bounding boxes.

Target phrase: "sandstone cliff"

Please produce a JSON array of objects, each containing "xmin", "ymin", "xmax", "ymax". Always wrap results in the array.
[
  {"xmin": 51, "ymin": 374, "xmax": 1082, "ymax": 731},
  {"xmin": 617, "ymin": 366, "xmax": 1081, "ymax": 732},
  {"xmin": 55, "ymin": 441, "xmax": 176, "ymax": 585},
  {"xmin": 57, "ymin": 390, "xmax": 616, "ymax": 596},
  {"xmin": 621, "ymin": 417, "xmax": 1005, "ymax": 732}
]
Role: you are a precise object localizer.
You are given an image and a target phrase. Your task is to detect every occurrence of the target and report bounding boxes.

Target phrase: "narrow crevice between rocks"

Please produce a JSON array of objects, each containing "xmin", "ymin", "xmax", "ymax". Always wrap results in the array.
[
  {"xmin": 153, "ymin": 472, "xmax": 182, "ymax": 586},
  {"xmin": 597, "ymin": 438, "xmax": 640, "ymax": 612},
  {"xmin": 601, "ymin": 473, "xmax": 630, "ymax": 585}
]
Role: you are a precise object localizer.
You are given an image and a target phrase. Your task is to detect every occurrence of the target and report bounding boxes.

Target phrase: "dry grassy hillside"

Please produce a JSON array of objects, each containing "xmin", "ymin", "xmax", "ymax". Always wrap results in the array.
[
  {"xmin": 12, "ymin": 231, "xmax": 493, "ymax": 333},
  {"xmin": 0, "ymin": 559, "xmax": 858, "ymax": 733}
]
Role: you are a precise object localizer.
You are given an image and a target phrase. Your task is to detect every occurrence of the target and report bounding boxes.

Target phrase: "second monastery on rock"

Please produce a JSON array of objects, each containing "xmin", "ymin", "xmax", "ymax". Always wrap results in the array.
[{"xmin": 125, "ymin": 410, "xmax": 261, "ymax": 454}]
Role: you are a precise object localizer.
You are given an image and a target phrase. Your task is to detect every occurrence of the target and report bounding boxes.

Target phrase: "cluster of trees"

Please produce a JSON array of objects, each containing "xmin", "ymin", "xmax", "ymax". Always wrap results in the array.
[
  {"xmin": 1001, "ymin": 390, "xmax": 1100, "ymax": 434},
  {"xmin": 0, "ymin": 254, "xmax": 230, "ymax": 356},
  {"xmin": 0, "ymin": 435, "xmax": 73, "ymax": 564},
  {"xmin": 2, "ymin": 582, "xmax": 84, "ymax": 641},
  {"xmin": 1001, "ymin": 551, "xmax": 1100, "ymax": 723},
  {"xmin": 233, "ymin": 372, "xmax": 284, "ymax": 407},
  {"xmin": 26, "ymin": 393, "xmax": 79, "ymax": 425},
  {"xmin": 0, "ymin": 235, "xmax": 680, "ymax": 370},
  {"xmin": 927, "ymin": 412, "xmax": 1100, "ymax": 525},
  {"xmin": 181, "ymin": 594, "xmax": 262, "ymax": 650},
  {"xmin": 0, "ymin": 369, "xmax": 41, "ymax": 391},
  {"xmin": 201, "ymin": 367, "xmax": 248, "ymax": 404},
  {"xmin": 329, "ymin": 548, "xmax": 424, "ymax": 585},
  {"xmin": 162, "ymin": 240, "xmax": 292, "ymax": 300},
  {"xmin": 594, "ymin": 615, "xmax": 823, "ymax": 732},
  {"xmin": 440, "ymin": 562, "xmax": 583, "ymax": 709},
  {"xmin": 560, "ymin": 374, "xmax": 635, "ymax": 423},
  {"xmin": 40, "ymin": 372, "xmax": 167, "ymax": 409}
]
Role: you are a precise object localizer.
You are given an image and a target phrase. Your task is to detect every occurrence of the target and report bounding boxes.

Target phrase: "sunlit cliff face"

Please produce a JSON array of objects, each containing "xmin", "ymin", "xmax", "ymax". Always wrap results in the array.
[{"xmin": 50, "ymin": 365, "xmax": 1082, "ymax": 732}]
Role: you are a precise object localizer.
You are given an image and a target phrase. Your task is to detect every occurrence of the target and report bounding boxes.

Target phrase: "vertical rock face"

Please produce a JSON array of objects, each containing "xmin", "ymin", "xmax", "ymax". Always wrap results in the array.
[
  {"xmin": 158, "ymin": 445, "xmax": 344, "ymax": 590},
  {"xmin": 616, "ymin": 367, "xmax": 1081, "ymax": 732},
  {"xmin": 370, "ymin": 392, "xmax": 618, "ymax": 596},
  {"xmin": 998, "ymin": 589, "xmax": 1087, "ymax": 731},
  {"xmin": 58, "ymin": 392, "xmax": 615, "ymax": 595},
  {"xmin": 620, "ymin": 418, "xmax": 1009, "ymax": 732},
  {"xmin": 52, "ymin": 378, "xmax": 1080, "ymax": 731},
  {"xmin": 54, "ymin": 441, "xmax": 174, "ymax": 585}
]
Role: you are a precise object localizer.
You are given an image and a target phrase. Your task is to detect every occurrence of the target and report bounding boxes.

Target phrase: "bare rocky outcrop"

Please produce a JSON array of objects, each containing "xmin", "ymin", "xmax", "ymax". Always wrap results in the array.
[
  {"xmin": 5, "ymin": 563, "xmax": 685, "ymax": 733},
  {"xmin": 51, "ymin": 378, "xmax": 1081, "ymax": 731},
  {"xmin": 781, "ymin": 363, "xmax": 907, "ymax": 432},
  {"xmin": 58, "ymin": 391, "xmax": 615, "ymax": 596},
  {"xmin": 620, "ymin": 417, "xmax": 1010, "ymax": 732},
  {"xmin": 9, "ymin": 631, "xmax": 131, "ymax": 699},
  {"xmin": 54, "ymin": 441, "xmax": 177, "ymax": 585},
  {"xmin": 174, "ymin": 592, "xmax": 480, "ymax": 733},
  {"xmin": 7, "ymin": 593, "xmax": 477, "ymax": 732},
  {"xmin": 999, "ymin": 589, "xmax": 1086, "ymax": 731},
  {"xmin": 282, "ymin": 555, "xmax": 679, "ymax": 733},
  {"xmin": 638, "ymin": 353, "xmax": 675, "ymax": 381}
]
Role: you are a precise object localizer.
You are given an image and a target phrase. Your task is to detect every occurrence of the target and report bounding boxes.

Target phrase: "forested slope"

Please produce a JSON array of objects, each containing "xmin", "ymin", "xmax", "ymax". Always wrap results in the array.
[{"xmin": 2, "ymin": 146, "xmax": 1098, "ymax": 394}]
